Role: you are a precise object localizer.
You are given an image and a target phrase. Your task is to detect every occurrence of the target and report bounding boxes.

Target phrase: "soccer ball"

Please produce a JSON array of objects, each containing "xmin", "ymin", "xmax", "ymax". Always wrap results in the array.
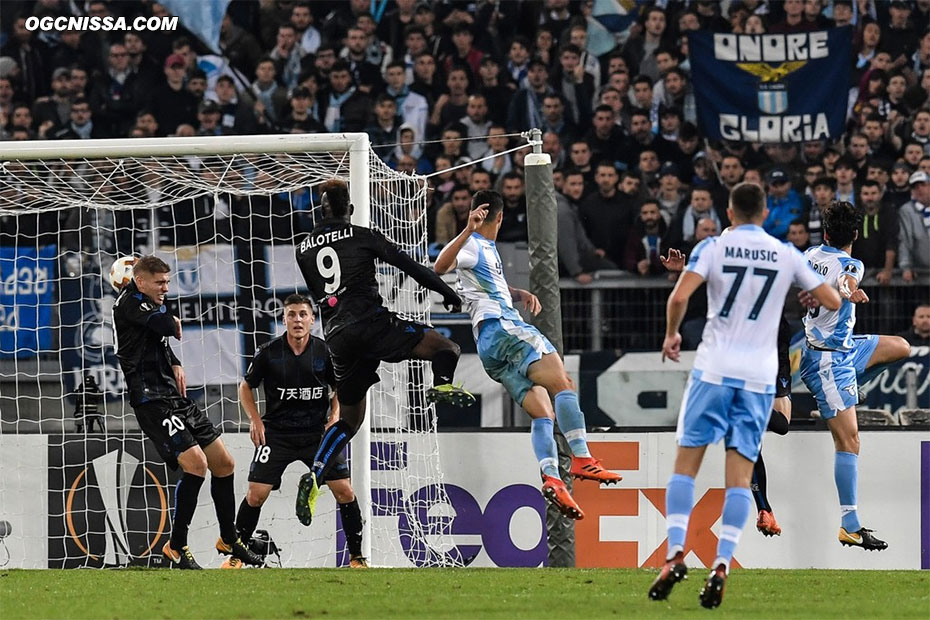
[{"xmin": 109, "ymin": 256, "xmax": 137, "ymax": 291}]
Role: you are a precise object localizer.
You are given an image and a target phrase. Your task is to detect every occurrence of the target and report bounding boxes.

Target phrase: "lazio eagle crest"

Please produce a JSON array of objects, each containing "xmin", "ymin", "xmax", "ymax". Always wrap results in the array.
[{"xmin": 735, "ymin": 61, "xmax": 807, "ymax": 115}]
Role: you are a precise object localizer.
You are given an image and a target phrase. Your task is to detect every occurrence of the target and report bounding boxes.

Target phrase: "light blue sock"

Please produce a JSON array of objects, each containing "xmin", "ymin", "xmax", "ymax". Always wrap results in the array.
[
  {"xmin": 530, "ymin": 418, "xmax": 560, "ymax": 478},
  {"xmin": 665, "ymin": 473, "xmax": 695, "ymax": 560},
  {"xmin": 554, "ymin": 390, "xmax": 591, "ymax": 457},
  {"xmin": 714, "ymin": 487, "xmax": 753, "ymax": 571},
  {"xmin": 835, "ymin": 451, "xmax": 861, "ymax": 532}
]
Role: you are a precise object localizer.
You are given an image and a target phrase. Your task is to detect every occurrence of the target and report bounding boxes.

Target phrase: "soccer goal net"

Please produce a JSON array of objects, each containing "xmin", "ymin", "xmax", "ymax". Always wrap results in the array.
[{"xmin": 0, "ymin": 133, "xmax": 465, "ymax": 569}]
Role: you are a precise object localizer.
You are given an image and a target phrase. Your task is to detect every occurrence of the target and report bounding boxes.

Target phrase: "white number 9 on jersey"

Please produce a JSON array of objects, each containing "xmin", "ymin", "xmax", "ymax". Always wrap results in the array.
[{"xmin": 316, "ymin": 246, "xmax": 342, "ymax": 293}]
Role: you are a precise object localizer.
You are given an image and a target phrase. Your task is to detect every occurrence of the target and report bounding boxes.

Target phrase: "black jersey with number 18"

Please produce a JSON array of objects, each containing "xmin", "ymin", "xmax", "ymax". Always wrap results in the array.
[
  {"xmin": 295, "ymin": 217, "xmax": 457, "ymax": 337},
  {"xmin": 243, "ymin": 335, "xmax": 333, "ymax": 432}
]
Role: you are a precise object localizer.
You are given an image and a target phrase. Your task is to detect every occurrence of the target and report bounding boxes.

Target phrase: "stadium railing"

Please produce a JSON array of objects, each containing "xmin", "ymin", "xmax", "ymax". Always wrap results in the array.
[{"xmin": 559, "ymin": 271, "xmax": 930, "ymax": 353}]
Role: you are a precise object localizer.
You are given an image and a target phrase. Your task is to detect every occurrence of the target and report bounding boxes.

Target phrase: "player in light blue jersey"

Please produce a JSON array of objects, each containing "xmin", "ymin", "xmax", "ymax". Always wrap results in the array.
[
  {"xmin": 799, "ymin": 201, "xmax": 911, "ymax": 552},
  {"xmin": 649, "ymin": 183, "xmax": 840, "ymax": 609},
  {"xmin": 434, "ymin": 190, "xmax": 623, "ymax": 522}
]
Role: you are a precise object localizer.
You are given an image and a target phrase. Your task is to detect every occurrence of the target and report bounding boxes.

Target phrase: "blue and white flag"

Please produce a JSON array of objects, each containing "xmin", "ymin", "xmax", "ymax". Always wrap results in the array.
[
  {"xmin": 591, "ymin": 0, "xmax": 644, "ymax": 33},
  {"xmin": 158, "ymin": 0, "xmax": 231, "ymax": 53},
  {"xmin": 689, "ymin": 27, "xmax": 851, "ymax": 143}
]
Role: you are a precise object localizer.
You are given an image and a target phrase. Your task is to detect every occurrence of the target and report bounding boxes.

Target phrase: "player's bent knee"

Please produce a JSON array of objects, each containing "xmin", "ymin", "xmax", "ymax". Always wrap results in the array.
[
  {"xmin": 178, "ymin": 449, "xmax": 208, "ymax": 477},
  {"xmin": 329, "ymin": 481, "xmax": 355, "ymax": 504},
  {"xmin": 209, "ymin": 452, "xmax": 236, "ymax": 477},
  {"xmin": 549, "ymin": 373, "xmax": 573, "ymax": 395},
  {"xmin": 246, "ymin": 485, "xmax": 270, "ymax": 507},
  {"xmin": 431, "ymin": 331, "xmax": 460, "ymax": 357},
  {"xmin": 835, "ymin": 432, "xmax": 860, "ymax": 454},
  {"xmin": 892, "ymin": 336, "xmax": 911, "ymax": 360}
]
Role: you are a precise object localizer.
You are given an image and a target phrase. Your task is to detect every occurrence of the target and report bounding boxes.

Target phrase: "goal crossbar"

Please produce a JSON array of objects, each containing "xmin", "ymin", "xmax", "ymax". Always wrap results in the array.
[{"xmin": 0, "ymin": 133, "xmax": 371, "ymax": 160}]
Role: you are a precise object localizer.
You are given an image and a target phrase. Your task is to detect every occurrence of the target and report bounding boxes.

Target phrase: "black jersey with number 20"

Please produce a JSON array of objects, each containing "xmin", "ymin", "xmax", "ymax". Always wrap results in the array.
[
  {"xmin": 295, "ymin": 217, "xmax": 457, "ymax": 338},
  {"xmin": 113, "ymin": 280, "xmax": 182, "ymax": 406}
]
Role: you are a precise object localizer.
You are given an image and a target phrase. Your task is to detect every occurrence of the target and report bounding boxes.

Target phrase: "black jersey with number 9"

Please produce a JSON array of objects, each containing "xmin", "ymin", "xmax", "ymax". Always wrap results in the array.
[{"xmin": 296, "ymin": 216, "xmax": 457, "ymax": 337}]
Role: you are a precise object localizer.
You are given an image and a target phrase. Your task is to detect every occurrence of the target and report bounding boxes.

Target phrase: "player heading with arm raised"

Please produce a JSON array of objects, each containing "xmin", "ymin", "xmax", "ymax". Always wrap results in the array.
[
  {"xmin": 434, "ymin": 190, "xmax": 622, "ymax": 522},
  {"xmin": 294, "ymin": 179, "xmax": 474, "ymax": 524},
  {"xmin": 113, "ymin": 256, "xmax": 262, "ymax": 570}
]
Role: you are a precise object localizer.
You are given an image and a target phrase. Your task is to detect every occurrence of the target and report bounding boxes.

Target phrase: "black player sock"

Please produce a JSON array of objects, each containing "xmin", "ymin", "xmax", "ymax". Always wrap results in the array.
[
  {"xmin": 339, "ymin": 498, "xmax": 363, "ymax": 557},
  {"xmin": 767, "ymin": 410, "xmax": 790, "ymax": 435},
  {"xmin": 236, "ymin": 498, "xmax": 261, "ymax": 544},
  {"xmin": 211, "ymin": 473, "xmax": 238, "ymax": 544},
  {"xmin": 750, "ymin": 451, "xmax": 771, "ymax": 512},
  {"xmin": 312, "ymin": 420, "xmax": 354, "ymax": 480},
  {"xmin": 170, "ymin": 472, "xmax": 204, "ymax": 550},
  {"xmin": 431, "ymin": 348, "xmax": 459, "ymax": 385}
]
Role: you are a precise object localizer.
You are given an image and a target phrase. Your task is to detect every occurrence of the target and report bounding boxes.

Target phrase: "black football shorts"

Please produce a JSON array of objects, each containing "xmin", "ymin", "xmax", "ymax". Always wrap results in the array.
[
  {"xmin": 326, "ymin": 308, "xmax": 430, "ymax": 404},
  {"xmin": 248, "ymin": 429, "xmax": 349, "ymax": 490},
  {"xmin": 134, "ymin": 397, "xmax": 221, "ymax": 469}
]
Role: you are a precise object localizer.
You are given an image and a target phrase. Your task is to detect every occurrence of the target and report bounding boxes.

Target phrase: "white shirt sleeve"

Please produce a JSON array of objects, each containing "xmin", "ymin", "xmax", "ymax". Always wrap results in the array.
[
  {"xmin": 684, "ymin": 237, "xmax": 715, "ymax": 279},
  {"xmin": 456, "ymin": 236, "xmax": 480, "ymax": 270},
  {"xmin": 837, "ymin": 256, "xmax": 864, "ymax": 285},
  {"xmin": 791, "ymin": 245, "xmax": 825, "ymax": 291}
]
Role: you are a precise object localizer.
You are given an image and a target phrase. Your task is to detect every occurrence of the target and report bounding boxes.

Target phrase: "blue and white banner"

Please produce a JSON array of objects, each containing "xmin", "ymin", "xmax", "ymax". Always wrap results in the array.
[
  {"xmin": 158, "ymin": 0, "xmax": 231, "ymax": 53},
  {"xmin": 0, "ymin": 245, "xmax": 56, "ymax": 358},
  {"xmin": 689, "ymin": 28, "xmax": 851, "ymax": 143}
]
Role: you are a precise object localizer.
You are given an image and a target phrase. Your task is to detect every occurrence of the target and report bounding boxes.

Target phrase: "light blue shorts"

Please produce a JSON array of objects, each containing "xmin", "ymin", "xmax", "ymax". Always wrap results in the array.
[
  {"xmin": 799, "ymin": 335, "xmax": 879, "ymax": 419},
  {"xmin": 676, "ymin": 370, "xmax": 775, "ymax": 462},
  {"xmin": 477, "ymin": 318, "xmax": 556, "ymax": 406}
]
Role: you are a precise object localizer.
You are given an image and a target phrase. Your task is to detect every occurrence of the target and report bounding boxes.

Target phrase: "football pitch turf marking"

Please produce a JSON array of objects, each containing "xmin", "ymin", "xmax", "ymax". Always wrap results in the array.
[{"xmin": 1, "ymin": 568, "xmax": 927, "ymax": 619}]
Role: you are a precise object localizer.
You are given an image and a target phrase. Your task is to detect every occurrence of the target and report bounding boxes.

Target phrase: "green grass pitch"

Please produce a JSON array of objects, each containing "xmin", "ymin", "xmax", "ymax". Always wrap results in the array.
[{"xmin": 1, "ymin": 568, "xmax": 927, "ymax": 619}]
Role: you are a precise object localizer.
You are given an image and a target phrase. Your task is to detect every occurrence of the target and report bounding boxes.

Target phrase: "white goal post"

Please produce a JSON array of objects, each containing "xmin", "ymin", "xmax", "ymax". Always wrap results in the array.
[{"xmin": 0, "ymin": 133, "xmax": 461, "ymax": 568}]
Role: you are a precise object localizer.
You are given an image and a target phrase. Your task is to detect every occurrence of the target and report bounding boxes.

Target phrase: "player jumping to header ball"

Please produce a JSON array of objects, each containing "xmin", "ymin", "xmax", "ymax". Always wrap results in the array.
[
  {"xmin": 434, "ymin": 190, "xmax": 623, "ymax": 522},
  {"xmin": 294, "ymin": 179, "xmax": 473, "ymax": 525},
  {"xmin": 799, "ymin": 200, "xmax": 911, "ymax": 552}
]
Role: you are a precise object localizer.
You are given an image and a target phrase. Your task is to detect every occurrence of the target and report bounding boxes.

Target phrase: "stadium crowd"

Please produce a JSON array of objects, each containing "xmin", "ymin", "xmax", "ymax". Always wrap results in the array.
[{"xmin": 1, "ymin": 0, "xmax": 929, "ymax": 288}]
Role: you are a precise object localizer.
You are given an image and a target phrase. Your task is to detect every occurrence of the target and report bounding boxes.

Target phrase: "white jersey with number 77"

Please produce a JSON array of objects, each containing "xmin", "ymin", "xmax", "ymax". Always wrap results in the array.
[{"xmin": 684, "ymin": 225, "xmax": 824, "ymax": 392}]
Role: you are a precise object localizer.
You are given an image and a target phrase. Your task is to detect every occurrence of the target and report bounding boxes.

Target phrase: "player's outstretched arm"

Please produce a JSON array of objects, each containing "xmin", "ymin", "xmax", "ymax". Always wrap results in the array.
[
  {"xmin": 373, "ymin": 229, "xmax": 461, "ymax": 309},
  {"xmin": 434, "ymin": 205, "xmax": 488, "ymax": 275},
  {"xmin": 238, "ymin": 379, "xmax": 265, "ymax": 446}
]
